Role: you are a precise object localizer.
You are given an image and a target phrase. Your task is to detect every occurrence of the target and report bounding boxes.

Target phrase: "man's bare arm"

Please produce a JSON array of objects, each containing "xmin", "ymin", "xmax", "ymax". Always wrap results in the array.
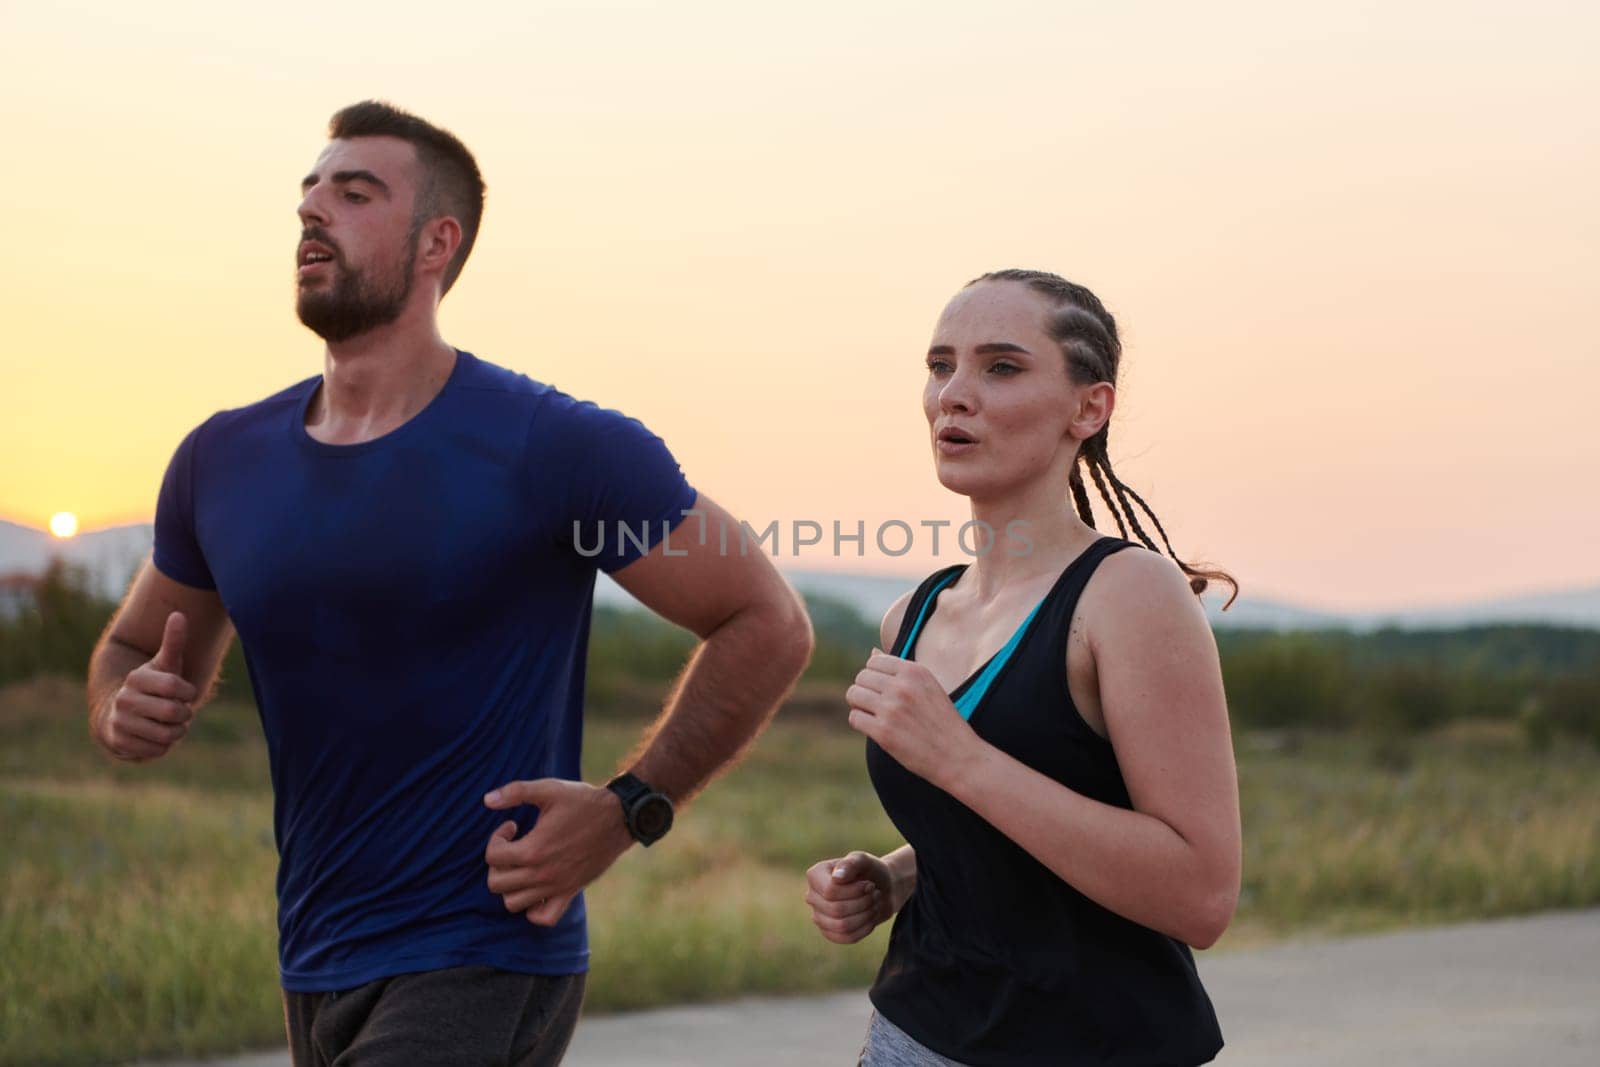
[
  {"xmin": 613, "ymin": 494, "xmax": 814, "ymax": 802},
  {"xmin": 87, "ymin": 558, "xmax": 234, "ymax": 761},
  {"xmin": 482, "ymin": 493, "xmax": 813, "ymax": 927}
]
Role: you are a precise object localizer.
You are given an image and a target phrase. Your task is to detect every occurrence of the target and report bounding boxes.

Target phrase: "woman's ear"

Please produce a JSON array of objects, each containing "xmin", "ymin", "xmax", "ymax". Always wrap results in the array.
[{"xmin": 1069, "ymin": 381, "xmax": 1115, "ymax": 443}]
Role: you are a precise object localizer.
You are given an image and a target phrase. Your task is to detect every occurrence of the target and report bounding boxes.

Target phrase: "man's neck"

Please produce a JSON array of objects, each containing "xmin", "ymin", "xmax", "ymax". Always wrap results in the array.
[{"xmin": 306, "ymin": 313, "xmax": 458, "ymax": 446}]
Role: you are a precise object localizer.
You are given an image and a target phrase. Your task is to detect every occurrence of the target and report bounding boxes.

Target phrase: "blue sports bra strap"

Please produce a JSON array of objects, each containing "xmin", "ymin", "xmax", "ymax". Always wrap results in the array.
[
  {"xmin": 891, "ymin": 566, "xmax": 965, "ymax": 658},
  {"xmin": 951, "ymin": 596, "xmax": 1045, "ymax": 720}
]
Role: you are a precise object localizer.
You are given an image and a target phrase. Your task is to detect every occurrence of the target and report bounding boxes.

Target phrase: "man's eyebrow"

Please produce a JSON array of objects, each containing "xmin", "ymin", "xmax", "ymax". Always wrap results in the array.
[
  {"xmin": 926, "ymin": 342, "xmax": 1033, "ymax": 356},
  {"xmin": 300, "ymin": 169, "xmax": 392, "ymax": 195}
]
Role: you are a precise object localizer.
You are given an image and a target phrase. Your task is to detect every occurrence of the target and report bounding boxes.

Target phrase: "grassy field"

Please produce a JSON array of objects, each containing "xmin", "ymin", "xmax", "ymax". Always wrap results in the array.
[{"xmin": 3, "ymin": 677, "xmax": 1598, "ymax": 1065}]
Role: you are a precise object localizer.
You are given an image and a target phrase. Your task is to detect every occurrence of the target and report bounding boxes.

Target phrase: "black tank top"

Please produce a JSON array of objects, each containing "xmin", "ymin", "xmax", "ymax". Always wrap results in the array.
[{"xmin": 866, "ymin": 537, "xmax": 1223, "ymax": 1066}]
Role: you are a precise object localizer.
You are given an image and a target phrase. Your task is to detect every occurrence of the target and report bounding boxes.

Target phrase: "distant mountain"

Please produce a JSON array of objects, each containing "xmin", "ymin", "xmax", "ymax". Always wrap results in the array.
[
  {"xmin": 602, "ymin": 564, "xmax": 1600, "ymax": 632},
  {"xmin": 6, "ymin": 519, "xmax": 1597, "ymax": 631},
  {"xmin": 1343, "ymin": 585, "xmax": 1600, "ymax": 631},
  {"xmin": 772, "ymin": 573, "xmax": 1415, "ymax": 631},
  {"xmin": 596, "ymin": 567, "xmax": 919, "ymax": 624},
  {"xmin": 0, "ymin": 520, "xmax": 150, "ymax": 600},
  {"xmin": 782, "ymin": 569, "xmax": 921, "ymax": 625}
]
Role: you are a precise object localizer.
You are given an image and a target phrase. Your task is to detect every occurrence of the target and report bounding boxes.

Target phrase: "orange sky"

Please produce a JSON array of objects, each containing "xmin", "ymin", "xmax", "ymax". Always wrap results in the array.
[{"xmin": 3, "ymin": 1, "xmax": 1596, "ymax": 611}]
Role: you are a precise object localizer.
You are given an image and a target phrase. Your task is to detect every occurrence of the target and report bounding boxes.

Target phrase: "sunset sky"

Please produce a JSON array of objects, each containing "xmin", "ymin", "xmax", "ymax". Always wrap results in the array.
[{"xmin": 3, "ymin": 1, "xmax": 1596, "ymax": 611}]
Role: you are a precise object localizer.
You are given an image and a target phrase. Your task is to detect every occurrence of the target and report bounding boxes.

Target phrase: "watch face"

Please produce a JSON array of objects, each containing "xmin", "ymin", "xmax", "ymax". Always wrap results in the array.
[{"xmin": 634, "ymin": 795, "xmax": 673, "ymax": 839}]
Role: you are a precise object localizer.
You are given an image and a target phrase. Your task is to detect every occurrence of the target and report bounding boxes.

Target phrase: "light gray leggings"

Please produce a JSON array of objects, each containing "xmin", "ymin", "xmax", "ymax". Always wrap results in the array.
[{"xmin": 859, "ymin": 1011, "xmax": 972, "ymax": 1067}]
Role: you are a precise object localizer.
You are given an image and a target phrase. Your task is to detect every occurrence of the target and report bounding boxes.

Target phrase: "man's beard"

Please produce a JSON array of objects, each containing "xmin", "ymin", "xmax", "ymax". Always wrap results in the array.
[{"xmin": 296, "ymin": 240, "xmax": 417, "ymax": 343}]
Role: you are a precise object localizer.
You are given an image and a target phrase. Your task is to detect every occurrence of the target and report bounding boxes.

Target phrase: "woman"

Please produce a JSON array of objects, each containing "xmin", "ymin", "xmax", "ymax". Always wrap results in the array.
[{"xmin": 806, "ymin": 270, "xmax": 1241, "ymax": 1066}]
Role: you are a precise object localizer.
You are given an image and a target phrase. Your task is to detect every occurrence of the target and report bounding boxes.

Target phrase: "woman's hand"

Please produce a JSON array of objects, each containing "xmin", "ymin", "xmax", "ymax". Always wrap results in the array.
[
  {"xmin": 846, "ymin": 649, "xmax": 986, "ymax": 790},
  {"xmin": 805, "ymin": 851, "xmax": 896, "ymax": 944}
]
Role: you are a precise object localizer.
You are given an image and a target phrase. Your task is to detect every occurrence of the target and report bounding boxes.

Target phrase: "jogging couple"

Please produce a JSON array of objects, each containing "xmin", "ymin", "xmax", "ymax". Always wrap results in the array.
[{"xmin": 88, "ymin": 102, "xmax": 1241, "ymax": 1066}]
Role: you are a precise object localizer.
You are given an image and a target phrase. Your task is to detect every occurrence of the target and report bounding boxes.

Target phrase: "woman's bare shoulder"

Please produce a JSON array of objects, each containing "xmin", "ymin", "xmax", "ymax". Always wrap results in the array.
[
  {"xmin": 880, "ymin": 590, "xmax": 916, "ymax": 651},
  {"xmin": 1081, "ymin": 545, "xmax": 1211, "ymax": 640}
]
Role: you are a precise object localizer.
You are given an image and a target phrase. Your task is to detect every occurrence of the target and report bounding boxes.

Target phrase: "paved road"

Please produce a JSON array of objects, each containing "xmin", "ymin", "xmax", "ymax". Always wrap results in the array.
[{"xmin": 147, "ymin": 909, "xmax": 1599, "ymax": 1065}]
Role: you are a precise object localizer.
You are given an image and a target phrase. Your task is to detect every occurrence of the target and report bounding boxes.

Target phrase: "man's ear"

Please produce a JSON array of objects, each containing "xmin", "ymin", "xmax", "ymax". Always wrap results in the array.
[{"xmin": 416, "ymin": 216, "xmax": 463, "ymax": 282}]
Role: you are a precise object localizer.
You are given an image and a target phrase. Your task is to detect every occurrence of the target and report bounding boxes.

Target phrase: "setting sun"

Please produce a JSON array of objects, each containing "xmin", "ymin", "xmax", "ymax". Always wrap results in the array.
[{"xmin": 49, "ymin": 512, "xmax": 78, "ymax": 539}]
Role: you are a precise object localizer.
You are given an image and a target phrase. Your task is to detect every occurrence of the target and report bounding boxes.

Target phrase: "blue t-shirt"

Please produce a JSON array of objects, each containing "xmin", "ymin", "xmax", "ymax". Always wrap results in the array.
[{"xmin": 153, "ymin": 350, "xmax": 697, "ymax": 992}]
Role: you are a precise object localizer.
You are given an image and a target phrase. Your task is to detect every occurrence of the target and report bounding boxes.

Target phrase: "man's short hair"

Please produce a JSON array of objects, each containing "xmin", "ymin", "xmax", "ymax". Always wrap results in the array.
[{"xmin": 328, "ymin": 100, "xmax": 486, "ymax": 294}]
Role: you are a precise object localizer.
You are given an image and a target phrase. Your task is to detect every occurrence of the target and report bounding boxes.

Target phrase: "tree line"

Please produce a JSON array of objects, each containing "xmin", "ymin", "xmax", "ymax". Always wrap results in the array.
[{"xmin": 4, "ymin": 561, "xmax": 1595, "ymax": 747}]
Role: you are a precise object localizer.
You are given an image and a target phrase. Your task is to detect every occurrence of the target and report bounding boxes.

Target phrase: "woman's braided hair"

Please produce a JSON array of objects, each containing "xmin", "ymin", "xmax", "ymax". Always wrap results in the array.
[{"xmin": 969, "ymin": 269, "xmax": 1239, "ymax": 608}]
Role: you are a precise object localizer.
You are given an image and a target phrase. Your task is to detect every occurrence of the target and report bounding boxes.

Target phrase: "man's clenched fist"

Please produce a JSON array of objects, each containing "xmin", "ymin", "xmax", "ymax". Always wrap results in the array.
[{"xmin": 96, "ymin": 612, "xmax": 197, "ymax": 761}]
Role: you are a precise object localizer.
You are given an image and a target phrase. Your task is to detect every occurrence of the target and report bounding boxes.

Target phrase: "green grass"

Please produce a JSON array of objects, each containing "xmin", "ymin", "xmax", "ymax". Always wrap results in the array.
[
  {"xmin": 1236, "ymin": 724, "xmax": 1600, "ymax": 931},
  {"xmin": 3, "ymin": 678, "xmax": 1599, "ymax": 1065}
]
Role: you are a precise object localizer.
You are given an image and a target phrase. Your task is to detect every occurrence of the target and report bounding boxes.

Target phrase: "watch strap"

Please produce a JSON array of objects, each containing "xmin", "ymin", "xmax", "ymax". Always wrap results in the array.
[
  {"xmin": 606, "ymin": 772, "xmax": 672, "ymax": 845},
  {"xmin": 606, "ymin": 772, "xmax": 654, "ymax": 809}
]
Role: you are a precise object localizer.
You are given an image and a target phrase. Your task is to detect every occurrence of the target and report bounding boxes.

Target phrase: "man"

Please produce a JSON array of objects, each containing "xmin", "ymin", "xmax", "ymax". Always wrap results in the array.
[{"xmin": 86, "ymin": 100, "xmax": 813, "ymax": 1065}]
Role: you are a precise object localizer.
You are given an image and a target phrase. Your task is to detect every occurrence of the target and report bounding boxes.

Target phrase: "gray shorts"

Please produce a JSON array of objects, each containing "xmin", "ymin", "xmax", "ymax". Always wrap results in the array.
[
  {"xmin": 860, "ymin": 1011, "xmax": 973, "ymax": 1067},
  {"xmin": 283, "ymin": 965, "xmax": 585, "ymax": 1066}
]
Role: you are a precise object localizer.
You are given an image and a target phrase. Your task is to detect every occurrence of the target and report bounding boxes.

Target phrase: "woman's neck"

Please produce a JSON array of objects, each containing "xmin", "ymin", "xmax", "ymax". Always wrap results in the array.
[{"xmin": 962, "ymin": 480, "xmax": 1102, "ymax": 601}]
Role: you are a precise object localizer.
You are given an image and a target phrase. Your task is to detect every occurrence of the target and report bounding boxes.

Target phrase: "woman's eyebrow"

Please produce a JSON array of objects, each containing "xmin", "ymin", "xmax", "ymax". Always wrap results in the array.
[{"xmin": 926, "ymin": 342, "xmax": 1033, "ymax": 356}]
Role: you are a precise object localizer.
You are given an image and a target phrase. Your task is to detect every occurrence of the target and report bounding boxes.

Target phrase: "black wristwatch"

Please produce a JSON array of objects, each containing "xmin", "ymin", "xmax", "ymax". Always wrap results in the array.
[{"xmin": 606, "ymin": 772, "xmax": 674, "ymax": 847}]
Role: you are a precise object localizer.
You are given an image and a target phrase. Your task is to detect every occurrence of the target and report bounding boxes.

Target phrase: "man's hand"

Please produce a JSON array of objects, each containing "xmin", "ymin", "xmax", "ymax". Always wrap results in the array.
[
  {"xmin": 94, "ymin": 612, "xmax": 197, "ymax": 762},
  {"xmin": 483, "ymin": 778, "xmax": 635, "ymax": 927}
]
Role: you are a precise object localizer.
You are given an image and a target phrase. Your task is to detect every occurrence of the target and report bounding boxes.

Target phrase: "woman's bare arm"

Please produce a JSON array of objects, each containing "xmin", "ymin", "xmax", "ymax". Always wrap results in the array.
[
  {"xmin": 943, "ymin": 551, "xmax": 1240, "ymax": 947},
  {"xmin": 849, "ymin": 552, "xmax": 1240, "ymax": 948}
]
